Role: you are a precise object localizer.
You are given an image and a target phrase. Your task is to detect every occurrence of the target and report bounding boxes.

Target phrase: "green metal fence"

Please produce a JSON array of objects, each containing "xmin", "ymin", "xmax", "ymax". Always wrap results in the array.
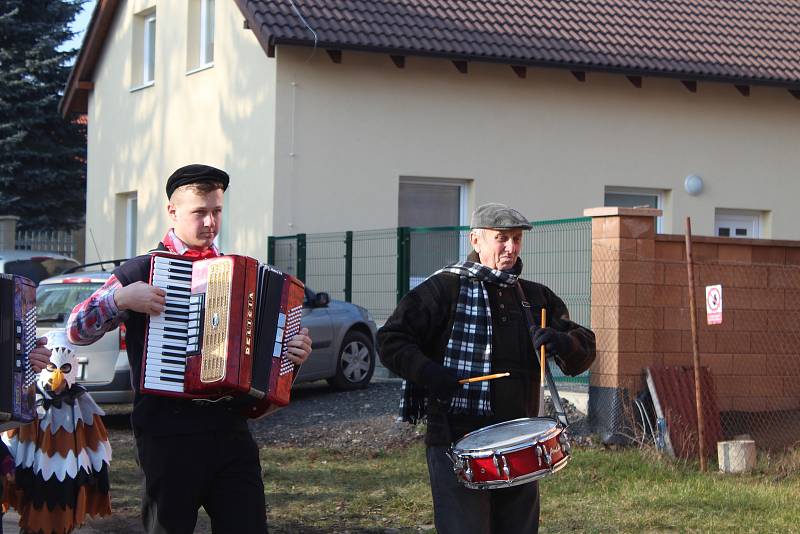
[{"xmin": 268, "ymin": 217, "xmax": 592, "ymax": 383}]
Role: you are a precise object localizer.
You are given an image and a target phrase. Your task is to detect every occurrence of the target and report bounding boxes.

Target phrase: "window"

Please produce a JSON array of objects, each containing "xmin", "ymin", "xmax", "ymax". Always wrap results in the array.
[
  {"xmin": 115, "ymin": 192, "xmax": 138, "ymax": 258},
  {"xmin": 132, "ymin": 9, "xmax": 156, "ymax": 88},
  {"xmin": 143, "ymin": 15, "xmax": 156, "ymax": 83},
  {"xmin": 398, "ymin": 179, "xmax": 467, "ymax": 227},
  {"xmin": 36, "ymin": 284, "xmax": 102, "ymax": 325},
  {"xmin": 399, "ymin": 178, "xmax": 470, "ymax": 286},
  {"xmin": 715, "ymin": 209, "xmax": 762, "ymax": 239},
  {"xmin": 125, "ymin": 193, "xmax": 138, "ymax": 257},
  {"xmin": 188, "ymin": 0, "xmax": 215, "ymax": 72},
  {"xmin": 604, "ymin": 186, "xmax": 666, "ymax": 232}
]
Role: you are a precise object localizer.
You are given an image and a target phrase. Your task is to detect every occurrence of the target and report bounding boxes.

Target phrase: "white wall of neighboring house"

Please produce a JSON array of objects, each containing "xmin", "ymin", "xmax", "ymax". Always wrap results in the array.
[
  {"xmin": 86, "ymin": 0, "xmax": 278, "ymax": 262},
  {"xmin": 84, "ymin": 3, "xmax": 800, "ymax": 263}
]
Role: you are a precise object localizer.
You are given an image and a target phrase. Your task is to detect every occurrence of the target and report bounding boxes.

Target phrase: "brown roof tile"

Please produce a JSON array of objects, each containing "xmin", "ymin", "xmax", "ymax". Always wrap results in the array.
[
  {"xmin": 62, "ymin": 0, "xmax": 800, "ymax": 115},
  {"xmin": 236, "ymin": 0, "xmax": 800, "ymax": 86}
]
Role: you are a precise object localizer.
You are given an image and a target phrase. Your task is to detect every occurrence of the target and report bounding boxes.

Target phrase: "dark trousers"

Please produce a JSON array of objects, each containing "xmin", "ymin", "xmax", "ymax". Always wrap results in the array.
[
  {"xmin": 426, "ymin": 446, "xmax": 540, "ymax": 534},
  {"xmin": 136, "ymin": 429, "xmax": 267, "ymax": 534}
]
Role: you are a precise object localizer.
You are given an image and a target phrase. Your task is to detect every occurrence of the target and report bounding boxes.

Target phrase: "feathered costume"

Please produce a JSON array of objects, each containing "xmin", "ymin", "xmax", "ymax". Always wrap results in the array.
[{"xmin": 2, "ymin": 331, "xmax": 111, "ymax": 534}]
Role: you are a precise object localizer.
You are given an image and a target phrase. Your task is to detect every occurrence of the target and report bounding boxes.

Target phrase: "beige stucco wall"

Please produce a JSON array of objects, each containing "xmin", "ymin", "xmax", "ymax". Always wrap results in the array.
[
  {"xmin": 85, "ymin": 0, "xmax": 277, "ymax": 262},
  {"xmin": 271, "ymin": 46, "xmax": 800, "ymax": 238},
  {"xmin": 85, "ymin": 5, "xmax": 800, "ymax": 263}
]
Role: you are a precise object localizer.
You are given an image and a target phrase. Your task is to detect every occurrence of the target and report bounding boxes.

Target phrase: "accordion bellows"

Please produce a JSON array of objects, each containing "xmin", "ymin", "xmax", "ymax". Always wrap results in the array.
[{"xmin": 2, "ymin": 385, "xmax": 111, "ymax": 534}]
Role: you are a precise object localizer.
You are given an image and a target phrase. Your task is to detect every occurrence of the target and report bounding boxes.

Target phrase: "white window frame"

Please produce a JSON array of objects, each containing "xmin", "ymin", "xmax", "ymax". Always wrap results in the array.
[
  {"xmin": 714, "ymin": 209, "xmax": 761, "ymax": 239},
  {"xmin": 200, "ymin": 0, "xmax": 214, "ymax": 66},
  {"xmin": 125, "ymin": 194, "xmax": 138, "ymax": 258},
  {"xmin": 604, "ymin": 186, "xmax": 665, "ymax": 233},
  {"xmin": 143, "ymin": 14, "xmax": 156, "ymax": 84}
]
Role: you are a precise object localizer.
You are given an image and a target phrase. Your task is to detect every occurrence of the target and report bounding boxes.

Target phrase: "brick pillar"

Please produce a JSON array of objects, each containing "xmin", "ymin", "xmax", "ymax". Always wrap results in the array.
[
  {"xmin": 0, "ymin": 215, "xmax": 19, "ymax": 249},
  {"xmin": 584, "ymin": 206, "xmax": 662, "ymax": 443}
]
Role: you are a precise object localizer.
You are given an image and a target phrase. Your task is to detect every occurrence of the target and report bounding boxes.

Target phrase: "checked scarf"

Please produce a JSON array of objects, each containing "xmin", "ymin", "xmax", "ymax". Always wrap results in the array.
[{"xmin": 400, "ymin": 260, "xmax": 520, "ymax": 423}]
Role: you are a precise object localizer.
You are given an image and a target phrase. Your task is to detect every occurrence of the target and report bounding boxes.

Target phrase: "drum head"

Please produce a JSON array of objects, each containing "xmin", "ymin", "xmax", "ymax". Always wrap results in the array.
[{"xmin": 455, "ymin": 418, "xmax": 558, "ymax": 452}]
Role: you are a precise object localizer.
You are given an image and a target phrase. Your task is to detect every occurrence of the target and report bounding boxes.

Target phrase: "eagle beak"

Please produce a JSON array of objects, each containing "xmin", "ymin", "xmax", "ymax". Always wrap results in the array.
[{"xmin": 48, "ymin": 369, "xmax": 65, "ymax": 393}]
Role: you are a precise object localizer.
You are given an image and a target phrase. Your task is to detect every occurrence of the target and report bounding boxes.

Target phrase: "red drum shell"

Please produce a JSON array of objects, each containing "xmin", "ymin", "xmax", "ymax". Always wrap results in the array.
[{"xmin": 449, "ymin": 417, "xmax": 570, "ymax": 489}]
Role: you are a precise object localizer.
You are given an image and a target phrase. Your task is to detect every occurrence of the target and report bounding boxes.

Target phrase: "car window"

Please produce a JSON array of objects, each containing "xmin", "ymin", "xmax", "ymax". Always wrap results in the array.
[
  {"xmin": 36, "ymin": 283, "xmax": 102, "ymax": 325},
  {"xmin": 4, "ymin": 258, "xmax": 80, "ymax": 285}
]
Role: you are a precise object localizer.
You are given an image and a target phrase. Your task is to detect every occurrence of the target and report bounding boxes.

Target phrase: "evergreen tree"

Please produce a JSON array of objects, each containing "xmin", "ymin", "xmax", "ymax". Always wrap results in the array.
[{"xmin": 0, "ymin": 0, "xmax": 86, "ymax": 230}]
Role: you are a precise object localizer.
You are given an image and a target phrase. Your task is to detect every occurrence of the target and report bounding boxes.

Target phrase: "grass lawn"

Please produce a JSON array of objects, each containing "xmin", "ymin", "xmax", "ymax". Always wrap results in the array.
[{"xmin": 101, "ymin": 435, "xmax": 800, "ymax": 533}]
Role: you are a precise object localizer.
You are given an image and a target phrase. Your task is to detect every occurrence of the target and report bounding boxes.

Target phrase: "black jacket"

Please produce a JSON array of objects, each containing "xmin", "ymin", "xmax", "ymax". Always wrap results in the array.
[{"xmin": 378, "ymin": 264, "xmax": 595, "ymax": 446}]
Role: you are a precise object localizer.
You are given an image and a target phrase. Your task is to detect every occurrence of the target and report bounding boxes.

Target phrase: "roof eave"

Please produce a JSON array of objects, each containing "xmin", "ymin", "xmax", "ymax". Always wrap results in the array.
[
  {"xmin": 271, "ymin": 38, "xmax": 800, "ymax": 91},
  {"xmin": 59, "ymin": 0, "xmax": 122, "ymax": 118}
]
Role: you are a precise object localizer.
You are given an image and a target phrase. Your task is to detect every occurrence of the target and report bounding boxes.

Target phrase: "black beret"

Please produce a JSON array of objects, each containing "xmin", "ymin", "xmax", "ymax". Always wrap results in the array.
[{"xmin": 166, "ymin": 164, "xmax": 229, "ymax": 198}]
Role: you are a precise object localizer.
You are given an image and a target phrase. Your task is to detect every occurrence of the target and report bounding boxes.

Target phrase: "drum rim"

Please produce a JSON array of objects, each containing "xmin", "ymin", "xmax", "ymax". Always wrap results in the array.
[{"xmin": 451, "ymin": 417, "xmax": 563, "ymax": 457}]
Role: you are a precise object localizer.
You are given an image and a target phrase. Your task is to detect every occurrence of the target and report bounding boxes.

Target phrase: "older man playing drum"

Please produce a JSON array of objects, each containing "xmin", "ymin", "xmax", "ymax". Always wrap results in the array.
[{"xmin": 378, "ymin": 203, "xmax": 596, "ymax": 534}]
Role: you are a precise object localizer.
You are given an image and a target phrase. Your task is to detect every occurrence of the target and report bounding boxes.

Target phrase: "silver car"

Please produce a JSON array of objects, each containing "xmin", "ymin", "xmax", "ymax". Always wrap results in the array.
[
  {"xmin": 35, "ymin": 269, "xmax": 378, "ymax": 403},
  {"xmin": 36, "ymin": 270, "xmax": 133, "ymax": 403},
  {"xmin": 0, "ymin": 249, "xmax": 80, "ymax": 284}
]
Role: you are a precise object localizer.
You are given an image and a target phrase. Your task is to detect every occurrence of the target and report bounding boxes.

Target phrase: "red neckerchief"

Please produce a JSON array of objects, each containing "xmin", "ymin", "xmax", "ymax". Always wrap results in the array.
[{"xmin": 161, "ymin": 229, "xmax": 221, "ymax": 259}]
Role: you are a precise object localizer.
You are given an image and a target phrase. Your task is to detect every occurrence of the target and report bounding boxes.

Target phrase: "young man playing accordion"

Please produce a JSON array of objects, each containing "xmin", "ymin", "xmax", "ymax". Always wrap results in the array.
[{"xmin": 67, "ymin": 164, "xmax": 312, "ymax": 534}]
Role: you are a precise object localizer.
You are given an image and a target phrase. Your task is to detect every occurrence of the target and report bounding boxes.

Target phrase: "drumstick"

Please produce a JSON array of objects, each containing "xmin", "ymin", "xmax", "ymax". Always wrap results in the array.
[
  {"xmin": 458, "ymin": 372, "xmax": 511, "ymax": 385},
  {"xmin": 540, "ymin": 308, "xmax": 547, "ymax": 387}
]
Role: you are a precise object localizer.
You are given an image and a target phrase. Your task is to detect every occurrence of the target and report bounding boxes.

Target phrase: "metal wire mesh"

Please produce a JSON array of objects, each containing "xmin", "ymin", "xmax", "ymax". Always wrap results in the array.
[
  {"xmin": 268, "ymin": 218, "xmax": 594, "ymax": 388},
  {"xmin": 408, "ymin": 227, "xmax": 470, "ymax": 288},
  {"xmin": 697, "ymin": 260, "xmax": 800, "ymax": 461},
  {"xmin": 587, "ymin": 237, "xmax": 800, "ymax": 467},
  {"xmin": 305, "ymin": 233, "xmax": 347, "ymax": 301},
  {"xmin": 524, "ymin": 218, "xmax": 592, "ymax": 329},
  {"xmin": 351, "ymin": 229, "xmax": 398, "ymax": 324},
  {"xmin": 525, "ymin": 219, "xmax": 592, "ymax": 386},
  {"xmin": 271, "ymin": 237, "xmax": 297, "ymax": 277}
]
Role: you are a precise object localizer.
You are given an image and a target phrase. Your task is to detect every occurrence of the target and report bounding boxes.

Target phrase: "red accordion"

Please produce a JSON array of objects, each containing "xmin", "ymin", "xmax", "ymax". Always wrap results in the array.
[{"xmin": 141, "ymin": 253, "xmax": 304, "ymax": 418}]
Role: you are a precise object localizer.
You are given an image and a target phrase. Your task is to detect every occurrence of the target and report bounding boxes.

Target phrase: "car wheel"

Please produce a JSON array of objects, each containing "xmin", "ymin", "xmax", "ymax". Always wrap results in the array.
[{"xmin": 327, "ymin": 331, "xmax": 375, "ymax": 390}]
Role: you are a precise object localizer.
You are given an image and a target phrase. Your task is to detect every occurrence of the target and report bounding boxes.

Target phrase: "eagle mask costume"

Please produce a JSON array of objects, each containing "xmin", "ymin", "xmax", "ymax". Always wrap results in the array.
[{"xmin": 2, "ymin": 331, "xmax": 112, "ymax": 534}]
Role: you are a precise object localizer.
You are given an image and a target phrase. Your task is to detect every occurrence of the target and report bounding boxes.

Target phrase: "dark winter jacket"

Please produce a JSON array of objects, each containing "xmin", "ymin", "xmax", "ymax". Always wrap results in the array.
[{"xmin": 378, "ymin": 257, "xmax": 595, "ymax": 446}]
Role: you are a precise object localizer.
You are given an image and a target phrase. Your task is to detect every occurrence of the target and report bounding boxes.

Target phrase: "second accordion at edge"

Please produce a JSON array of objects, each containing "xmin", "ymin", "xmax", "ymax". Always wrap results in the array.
[{"xmin": 141, "ymin": 252, "xmax": 305, "ymax": 418}]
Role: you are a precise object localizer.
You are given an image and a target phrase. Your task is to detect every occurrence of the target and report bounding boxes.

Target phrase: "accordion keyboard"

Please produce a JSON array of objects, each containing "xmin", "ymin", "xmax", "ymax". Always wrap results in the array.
[{"xmin": 144, "ymin": 256, "xmax": 194, "ymax": 392}]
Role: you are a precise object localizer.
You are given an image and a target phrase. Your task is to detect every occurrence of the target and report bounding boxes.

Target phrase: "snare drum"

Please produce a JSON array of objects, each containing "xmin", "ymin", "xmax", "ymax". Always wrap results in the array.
[{"xmin": 448, "ymin": 417, "xmax": 571, "ymax": 490}]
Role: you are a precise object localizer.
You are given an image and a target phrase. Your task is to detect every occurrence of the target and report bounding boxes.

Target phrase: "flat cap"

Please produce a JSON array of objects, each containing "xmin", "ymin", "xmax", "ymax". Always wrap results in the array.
[
  {"xmin": 470, "ymin": 203, "xmax": 532, "ymax": 230},
  {"xmin": 166, "ymin": 164, "xmax": 229, "ymax": 198}
]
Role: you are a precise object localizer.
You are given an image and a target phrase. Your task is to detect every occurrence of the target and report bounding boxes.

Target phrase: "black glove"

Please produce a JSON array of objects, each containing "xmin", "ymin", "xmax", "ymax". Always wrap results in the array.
[
  {"xmin": 421, "ymin": 361, "xmax": 461, "ymax": 401},
  {"xmin": 532, "ymin": 327, "xmax": 574, "ymax": 357}
]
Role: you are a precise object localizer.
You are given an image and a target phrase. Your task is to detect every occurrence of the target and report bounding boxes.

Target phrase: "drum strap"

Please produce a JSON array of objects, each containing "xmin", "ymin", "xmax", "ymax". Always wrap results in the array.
[{"xmin": 514, "ymin": 283, "xmax": 570, "ymax": 427}]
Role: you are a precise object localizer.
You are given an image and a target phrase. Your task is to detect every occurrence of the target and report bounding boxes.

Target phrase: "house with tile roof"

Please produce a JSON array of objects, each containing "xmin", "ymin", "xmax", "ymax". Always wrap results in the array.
[{"xmin": 62, "ymin": 0, "xmax": 800, "ymax": 261}]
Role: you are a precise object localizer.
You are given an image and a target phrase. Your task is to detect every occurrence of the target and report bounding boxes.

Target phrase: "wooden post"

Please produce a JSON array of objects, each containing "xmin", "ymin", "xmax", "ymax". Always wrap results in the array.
[{"xmin": 684, "ymin": 217, "xmax": 706, "ymax": 471}]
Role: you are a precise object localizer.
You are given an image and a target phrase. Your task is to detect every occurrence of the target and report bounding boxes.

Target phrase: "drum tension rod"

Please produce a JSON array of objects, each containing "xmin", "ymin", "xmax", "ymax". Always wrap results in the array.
[{"xmin": 492, "ymin": 454, "xmax": 511, "ymax": 480}]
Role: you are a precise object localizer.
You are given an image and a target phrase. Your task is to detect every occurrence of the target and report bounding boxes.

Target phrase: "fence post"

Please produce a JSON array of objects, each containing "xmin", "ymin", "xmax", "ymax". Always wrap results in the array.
[
  {"xmin": 296, "ymin": 233, "xmax": 307, "ymax": 282},
  {"xmin": 267, "ymin": 236, "xmax": 276, "ymax": 265},
  {"xmin": 396, "ymin": 227, "xmax": 411, "ymax": 304},
  {"xmin": 0, "ymin": 216, "xmax": 19, "ymax": 249},
  {"xmin": 344, "ymin": 231, "xmax": 353, "ymax": 302}
]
